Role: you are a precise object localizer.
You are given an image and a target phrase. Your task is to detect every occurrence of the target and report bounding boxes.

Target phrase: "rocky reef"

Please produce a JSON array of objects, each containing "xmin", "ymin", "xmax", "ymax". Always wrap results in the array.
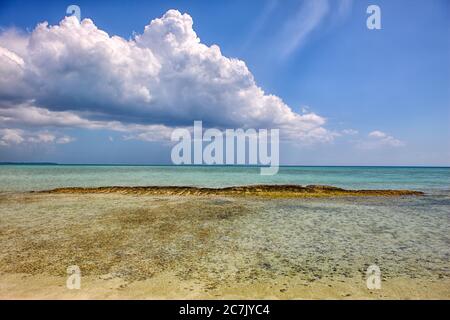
[{"xmin": 39, "ymin": 184, "xmax": 424, "ymax": 198}]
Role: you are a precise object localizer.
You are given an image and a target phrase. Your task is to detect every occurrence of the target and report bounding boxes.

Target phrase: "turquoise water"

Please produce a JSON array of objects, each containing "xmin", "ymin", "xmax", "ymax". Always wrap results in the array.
[
  {"xmin": 0, "ymin": 164, "xmax": 449, "ymax": 291},
  {"xmin": 0, "ymin": 165, "xmax": 449, "ymax": 193}
]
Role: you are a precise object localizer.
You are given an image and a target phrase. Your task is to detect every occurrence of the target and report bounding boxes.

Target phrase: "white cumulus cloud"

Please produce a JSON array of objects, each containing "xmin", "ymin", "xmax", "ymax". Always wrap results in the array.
[{"xmin": 0, "ymin": 10, "xmax": 336, "ymax": 144}]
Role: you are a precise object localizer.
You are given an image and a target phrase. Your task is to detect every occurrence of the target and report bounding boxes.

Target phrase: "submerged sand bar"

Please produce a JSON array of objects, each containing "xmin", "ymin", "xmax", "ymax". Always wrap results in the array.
[{"xmin": 39, "ymin": 184, "xmax": 424, "ymax": 198}]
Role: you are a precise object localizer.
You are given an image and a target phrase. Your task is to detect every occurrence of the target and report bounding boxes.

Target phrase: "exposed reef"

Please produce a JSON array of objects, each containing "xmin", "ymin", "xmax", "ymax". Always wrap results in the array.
[{"xmin": 38, "ymin": 184, "xmax": 424, "ymax": 198}]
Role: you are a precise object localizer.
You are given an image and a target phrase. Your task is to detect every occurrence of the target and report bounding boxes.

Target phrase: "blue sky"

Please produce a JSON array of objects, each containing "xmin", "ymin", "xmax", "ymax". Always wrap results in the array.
[{"xmin": 0, "ymin": 0, "xmax": 448, "ymax": 165}]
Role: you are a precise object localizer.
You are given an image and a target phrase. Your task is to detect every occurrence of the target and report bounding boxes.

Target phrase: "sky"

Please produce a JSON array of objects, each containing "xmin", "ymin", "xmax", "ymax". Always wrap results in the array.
[{"xmin": 0, "ymin": 0, "xmax": 448, "ymax": 166}]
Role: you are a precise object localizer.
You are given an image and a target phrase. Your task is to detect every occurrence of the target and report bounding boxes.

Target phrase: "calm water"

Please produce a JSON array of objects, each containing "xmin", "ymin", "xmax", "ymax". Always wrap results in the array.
[
  {"xmin": 0, "ymin": 165, "xmax": 449, "ymax": 193},
  {"xmin": 0, "ymin": 165, "xmax": 449, "ymax": 291}
]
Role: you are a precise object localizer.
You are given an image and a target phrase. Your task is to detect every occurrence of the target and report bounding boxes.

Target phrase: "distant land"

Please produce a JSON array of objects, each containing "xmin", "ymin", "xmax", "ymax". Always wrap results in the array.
[{"xmin": 0, "ymin": 162, "xmax": 58, "ymax": 165}]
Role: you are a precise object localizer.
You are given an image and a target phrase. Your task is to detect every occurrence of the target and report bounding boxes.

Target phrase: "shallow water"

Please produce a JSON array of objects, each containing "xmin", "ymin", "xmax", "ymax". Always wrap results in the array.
[
  {"xmin": 0, "ymin": 165, "xmax": 448, "ymax": 298},
  {"xmin": 0, "ymin": 193, "xmax": 448, "ymax": 285},
  {"xmin": 234, "ymin": 195, "xmax": 450, "ymax": 281}
]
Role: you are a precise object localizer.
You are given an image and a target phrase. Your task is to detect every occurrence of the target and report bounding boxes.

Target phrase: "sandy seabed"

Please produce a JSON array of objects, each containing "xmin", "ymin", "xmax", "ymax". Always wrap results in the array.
[{"xmin": 0, "ymin": 191, "xmax": 448, "ymax": 299}]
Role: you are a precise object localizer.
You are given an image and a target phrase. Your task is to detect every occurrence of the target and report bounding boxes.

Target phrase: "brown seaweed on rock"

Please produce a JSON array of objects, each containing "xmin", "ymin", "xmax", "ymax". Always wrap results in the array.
[{"xmin": 38, "ymin": 184, "xmax": 424, "ymax": 198}]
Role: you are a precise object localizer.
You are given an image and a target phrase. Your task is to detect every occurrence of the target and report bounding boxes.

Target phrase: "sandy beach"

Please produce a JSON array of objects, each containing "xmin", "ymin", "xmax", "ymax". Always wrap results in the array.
[
  {"xmin": 0, "ymin": 190, "xmax": 448, "ymax": 299},
  {"xmin": 2, "ymin": 272, "xmax": 449, "ymax": 299}
]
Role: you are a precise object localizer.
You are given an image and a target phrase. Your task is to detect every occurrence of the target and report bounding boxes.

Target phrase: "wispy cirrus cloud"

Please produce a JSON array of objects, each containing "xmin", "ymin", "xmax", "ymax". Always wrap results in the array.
[
  {"xmin": 242, "ymin": 0, "xmax": 353, "ymax": 59},
  {"xmin": 278, "ymin": 0, "xmax": 330, "ymax": 58},
  {"xmin": 337, "ymin": 0, "xmax": 353, "ymax": 20},
  {"xmin": 241, "ymin": 0, "xmax": 279, "ymax": 51}
]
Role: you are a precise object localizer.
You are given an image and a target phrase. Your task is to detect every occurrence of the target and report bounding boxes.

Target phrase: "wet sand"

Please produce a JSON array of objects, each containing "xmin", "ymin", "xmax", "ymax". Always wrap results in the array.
[
  {"xmin": 2, "ymin": 272, "xmax": 449, "ymax": 299},
  {"xmin": 0, "ymin": 191, "xmax": 448, "ymax": 299}
]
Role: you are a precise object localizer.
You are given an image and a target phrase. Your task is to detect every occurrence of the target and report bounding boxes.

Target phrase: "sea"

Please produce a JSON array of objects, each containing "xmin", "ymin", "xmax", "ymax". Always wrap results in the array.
[
  {"xmin": 0, "ymin": 165, "xmax": 449, "ymax": 193},
  {"xmin": 0, "ymin": 165, "xmax": 449, "ymax": 286}
]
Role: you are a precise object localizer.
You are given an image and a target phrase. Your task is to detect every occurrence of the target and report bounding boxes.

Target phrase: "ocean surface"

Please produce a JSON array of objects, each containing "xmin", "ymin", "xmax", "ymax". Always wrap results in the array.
[{"xmin": 0, "ymin": 165, "xmax": 449, "ymax": 193}]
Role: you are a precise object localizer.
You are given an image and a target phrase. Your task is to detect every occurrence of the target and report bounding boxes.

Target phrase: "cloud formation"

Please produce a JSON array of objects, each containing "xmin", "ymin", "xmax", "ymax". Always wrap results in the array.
[
  {"xmin": 0, "ymin": 128, "xmax": 74, "ymax": 146},
  {"xmin": 271, "ymin": 0, "xmax": 353, "ymax": 59},
  {"xmin": 278, "ymin": 0, "xmax": 330, "ymax": 58},
  {"xmin": 0, "ymin": 10, "xmax": 335, "ymax": 145},
  {"xmin": 357, "ymin": 131, "xmax": 404, "ymax": 149}
]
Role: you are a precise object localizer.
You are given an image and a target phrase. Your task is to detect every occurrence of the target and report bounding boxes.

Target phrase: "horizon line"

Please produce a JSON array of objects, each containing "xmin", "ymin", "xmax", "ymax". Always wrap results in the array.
[{"xmin": 0, "ymin": 162, "xmax": 449, "ymax": 168}]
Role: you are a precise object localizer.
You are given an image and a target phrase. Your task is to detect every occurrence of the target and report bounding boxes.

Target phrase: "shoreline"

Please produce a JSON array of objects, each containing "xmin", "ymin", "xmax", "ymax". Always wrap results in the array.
[
  {"xmin": 38, "ymin": 184, "xmax": 424, "ymax": 198},
  {"xmin": 1, "ymin": 272, "xmax": 448, "ymax": 300}
]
